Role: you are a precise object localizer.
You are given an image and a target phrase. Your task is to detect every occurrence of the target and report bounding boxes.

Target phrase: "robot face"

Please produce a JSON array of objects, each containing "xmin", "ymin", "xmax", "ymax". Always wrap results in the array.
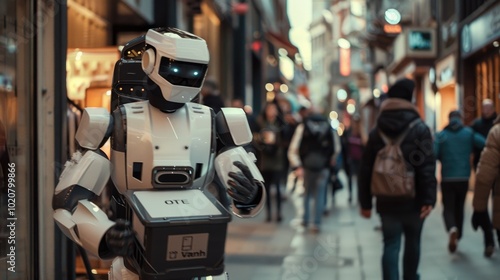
[
  {"xmin": 142, "ymin": 27, "xmax": 210, "ymax": 105},
  {"xmin": 158, "ymin": 57, "xmax": 207, "ymax": 88}
]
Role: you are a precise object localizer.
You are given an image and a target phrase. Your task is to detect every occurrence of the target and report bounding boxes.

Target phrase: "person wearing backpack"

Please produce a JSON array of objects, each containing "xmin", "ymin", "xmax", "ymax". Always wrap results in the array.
[
  {"xmin": 358, "ymin": 78, "xmax": 437, "ymax": 280},
  {"xmin": 434, "ymin": 110, "xmax": 485, "ymax": 253},
  {"xmin": 288, "ymin": 106, "xmax": 341, "ymax": 233}
]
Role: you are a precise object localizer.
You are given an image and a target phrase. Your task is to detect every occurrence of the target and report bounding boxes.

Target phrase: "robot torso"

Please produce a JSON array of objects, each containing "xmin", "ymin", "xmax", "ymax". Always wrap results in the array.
[{"xmin": 110, "ymin": 100, "xmax": 217, "ymax": 194}]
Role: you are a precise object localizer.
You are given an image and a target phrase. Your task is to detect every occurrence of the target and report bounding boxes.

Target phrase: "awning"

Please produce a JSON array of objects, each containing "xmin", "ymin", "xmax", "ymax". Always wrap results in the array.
[{"xmin": 265, "ymin": 32, "xmax": 299, "ymax": 58}]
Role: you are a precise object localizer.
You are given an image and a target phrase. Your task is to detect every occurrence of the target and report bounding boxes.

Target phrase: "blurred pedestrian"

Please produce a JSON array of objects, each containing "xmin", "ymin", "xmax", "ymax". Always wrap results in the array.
[
  {"xmin": 472, "ymin": 113, "xmax": 500, "ymax": 258},
  {"xmin": 434, "ymin": 110, "xmax": 485, "ymax": 253},
  {"xmin": 285, "ymin": 105, "xmax": 309, "ymax": 196},
  {"xmin": 256, "ymin": 102, "xmax": 286, "ymax": 222},
  {"xmin": 200, "ymin": 78, "xmax": 225, "ymax": 114},
  {"xmin": 470, "ymin": 98, "xmax": 499, "ymax": 251},
  {"xmin": 358, "ymin": 78, "xmax": 436, "ymax": 280},
  {"xmin": 471, "ymin": 99, "xmax": 497, "ymax": 169},
  {"xmin": 323, "ymin": 136, "xmax": 344, "ymax": 215},
  {"xmin": 288, "ymin": 106, "xmax": 341, "ymax": 233},
  {"xmin": 273, "ymin": 93, "xmax": 298, "ymax": 199},
  {"xmin": 344, "ymin": 114, "xmax": 367, "ymax": 203}
]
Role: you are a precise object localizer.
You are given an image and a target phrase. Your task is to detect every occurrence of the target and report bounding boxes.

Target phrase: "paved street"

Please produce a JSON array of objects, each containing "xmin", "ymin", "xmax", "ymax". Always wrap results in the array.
[{"xmin": 224, "ymin": 172, "xmax": 500, "ymax": 280}]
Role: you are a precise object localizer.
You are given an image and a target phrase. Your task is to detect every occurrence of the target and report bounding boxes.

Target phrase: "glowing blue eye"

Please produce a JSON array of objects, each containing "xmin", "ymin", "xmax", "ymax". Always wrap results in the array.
[
  {"xmin": 173, "ymin": 68, "xmax": 179, "ymax": 73},
  {"xmin": 193, "ymin": 71, "xmax": 199, "ymax": 75}
]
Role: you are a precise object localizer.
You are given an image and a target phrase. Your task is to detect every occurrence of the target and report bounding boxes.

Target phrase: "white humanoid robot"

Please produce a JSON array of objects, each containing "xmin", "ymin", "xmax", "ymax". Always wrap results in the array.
[{"xmin": 53, "ymin": 27, "xmax": 266, "ymax": 280}]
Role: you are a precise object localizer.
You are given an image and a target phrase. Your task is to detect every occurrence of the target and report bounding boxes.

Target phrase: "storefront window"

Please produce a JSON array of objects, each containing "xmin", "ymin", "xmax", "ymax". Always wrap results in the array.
[{"xmin": 0, "ymin": 0, "xmax": 36, "ymax": 279}]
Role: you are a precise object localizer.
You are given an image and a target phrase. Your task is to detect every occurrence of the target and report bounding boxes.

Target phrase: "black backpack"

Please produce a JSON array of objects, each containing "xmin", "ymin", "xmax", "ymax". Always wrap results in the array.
[{"xmin": 299, "ymin": 116, "xmax": 334, "ymax": 171}]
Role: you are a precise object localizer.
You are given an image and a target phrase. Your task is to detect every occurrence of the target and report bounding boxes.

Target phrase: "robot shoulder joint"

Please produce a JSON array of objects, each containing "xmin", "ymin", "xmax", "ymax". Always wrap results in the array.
[
  {"xmin": 215, "ymin": 108, "xmax": 252, "ymax": 146},
  {"xmin": 75, "ymin": 107, "xmax": 113, "ymax": 150}
]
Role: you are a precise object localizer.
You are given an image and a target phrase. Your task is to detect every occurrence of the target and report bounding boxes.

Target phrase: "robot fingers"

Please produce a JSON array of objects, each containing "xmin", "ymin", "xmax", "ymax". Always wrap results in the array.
[
  {"xmin": 232, "ymin": 161, "xmax": 254, "ymax": 181},
  {"xmin": 227, "ymin": 172, "xmax": 256, "ymax": 204},
  {"xmin": 105, "ymin": 219, "xmax": 136, "ymax": 257},
  {"xmin": 227, "ymin": 188, "xmax": 251, "ymax": 204}
]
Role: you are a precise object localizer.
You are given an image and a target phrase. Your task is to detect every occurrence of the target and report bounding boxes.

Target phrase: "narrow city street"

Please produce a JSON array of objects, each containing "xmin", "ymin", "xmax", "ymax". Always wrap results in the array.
[{"xmin": 224, "ymin": 172, "xmax": 500, "ymax": 280}]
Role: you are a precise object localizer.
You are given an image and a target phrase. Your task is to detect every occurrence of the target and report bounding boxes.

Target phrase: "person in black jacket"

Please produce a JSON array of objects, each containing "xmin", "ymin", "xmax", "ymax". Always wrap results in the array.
[
  {"xmin": 288, "ymin": 107, "xmax": 341, "ymax": 233},
  {"xmin": 358, "ymin": 78, "xmax": 437, "ymax": 280},
  {"xmin": 471, "ymin": 99, "xmax": 497, "ymax": 170}
]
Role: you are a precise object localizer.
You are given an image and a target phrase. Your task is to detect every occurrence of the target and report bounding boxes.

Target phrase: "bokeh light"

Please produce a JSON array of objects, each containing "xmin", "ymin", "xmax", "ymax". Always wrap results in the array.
[
  {"xmin": 337, "ymin": 89, "xmax": 348, "ymax": 102},
  {"xmin": 265, "ymin": 83, "xmax": 274, "ymax": 91},
  {"xmin": 347, "ymin": 104, "xmax": 356, "ymax": 114},
  {"xmin": 280, "ymin": 84, "xmax": 289, "ymax": 93},
  {"xmin": 329, "ymin": 111, "xmax": 339, "ymax": 120}
]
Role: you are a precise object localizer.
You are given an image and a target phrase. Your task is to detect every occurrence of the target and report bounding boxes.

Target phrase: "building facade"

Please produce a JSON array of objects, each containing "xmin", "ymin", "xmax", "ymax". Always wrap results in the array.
[
  {"xmin": 458, "ymin": 0, "xmax": 500, "ymax": 124},
  {"xmin": 0, "ymin": 0, "xmax": 300, "ymax": 278}
]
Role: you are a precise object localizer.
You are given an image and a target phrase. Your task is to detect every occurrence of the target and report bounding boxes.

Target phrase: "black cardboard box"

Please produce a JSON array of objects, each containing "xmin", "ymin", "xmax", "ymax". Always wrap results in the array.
[{"xmin": 124, "ymin": 189, "xmax": 232, "ymax": 280}]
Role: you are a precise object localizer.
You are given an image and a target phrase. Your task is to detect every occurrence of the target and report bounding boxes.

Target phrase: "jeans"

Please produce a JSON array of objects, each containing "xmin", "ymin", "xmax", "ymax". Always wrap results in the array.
[
  {"xmin": 380, "ymin": 211, "xmax": 424, "ymax": 280},
  {"xmin": 303, "ymin": 168, "xmax": 329, "ymax": 226},
  {"xmin": 441, "ymin": 181, "xmax": 469, "ymax": 238}
]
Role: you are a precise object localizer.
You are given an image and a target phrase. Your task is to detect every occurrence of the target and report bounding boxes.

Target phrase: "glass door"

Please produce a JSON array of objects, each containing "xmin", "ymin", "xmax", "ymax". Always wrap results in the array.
[{"xmin": 0, "ymin": 0, "xmax": 37, "ymax": 279}]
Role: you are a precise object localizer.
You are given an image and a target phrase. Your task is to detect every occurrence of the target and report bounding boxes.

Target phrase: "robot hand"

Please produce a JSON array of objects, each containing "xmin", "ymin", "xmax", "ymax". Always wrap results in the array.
[
  {"xmin": 214, "ymin": 146, "xmax": 265, "ymax": 217},
  {"xmin": 227, "ymin": 161, "xmax": 260, "ymax": 204},
  {"xmin": 105, "ymin": 219, "xmax": 135, "ymax": 257}
]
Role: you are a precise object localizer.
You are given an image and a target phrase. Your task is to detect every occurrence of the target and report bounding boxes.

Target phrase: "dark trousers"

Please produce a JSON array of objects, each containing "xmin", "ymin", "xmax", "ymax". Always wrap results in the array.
[
  {"xmin": 380, "ymin": 211, "xmax": 424, "ymax": 280},
  {"xmin": 262, "ymin": 171, "xmax": 282, "ymax": 219},
  {"xmin": 472, "ymin": 164, "xmax": 499, "ymax": 246},
  {"xmin": 441, "ymin": 181, "xmax": 469, "ymax": 238},
  {"xmin": 481, "ymin": 213, "xmax": 495, "ymax": 247},
  {"xmin": 480, "ymin": 211, "xmax": 500, "ymax": 247}
]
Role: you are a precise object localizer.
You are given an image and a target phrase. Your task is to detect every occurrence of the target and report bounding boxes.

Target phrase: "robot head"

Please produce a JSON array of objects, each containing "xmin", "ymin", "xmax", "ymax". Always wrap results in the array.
[{"xmin": 141, "ymin": 27, "xmax": 209, "ymax": 111}]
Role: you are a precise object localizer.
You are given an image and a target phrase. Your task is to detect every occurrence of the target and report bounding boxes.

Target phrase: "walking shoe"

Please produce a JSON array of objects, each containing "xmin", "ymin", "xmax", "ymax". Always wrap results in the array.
[
  {"xmin": 310, "ymin": 225, "xmax": 320, "ymax": 234},
  {"xmin": 484, "ymin": 245, "xmax": 495, "ymax": 258},
  {"xmin": 448, "ymin": 228, "xmax": 458, "ymax": 253}
]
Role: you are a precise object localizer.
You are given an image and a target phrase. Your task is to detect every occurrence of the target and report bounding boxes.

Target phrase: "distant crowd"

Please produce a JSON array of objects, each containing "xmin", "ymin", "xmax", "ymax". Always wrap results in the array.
[{"xmin": 200, "ymin": 77, "xmax": 500, "ymax": 280}]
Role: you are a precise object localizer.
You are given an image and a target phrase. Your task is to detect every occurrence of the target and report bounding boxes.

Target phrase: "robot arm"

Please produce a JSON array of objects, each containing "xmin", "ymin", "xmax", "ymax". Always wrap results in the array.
[
  {"xmin": 52, "ymin": 108, "xmax": 116, "ymax": 259},
  {"xmin": 214, "ymin": 108, "xmax": 266, "ymax": 218}
]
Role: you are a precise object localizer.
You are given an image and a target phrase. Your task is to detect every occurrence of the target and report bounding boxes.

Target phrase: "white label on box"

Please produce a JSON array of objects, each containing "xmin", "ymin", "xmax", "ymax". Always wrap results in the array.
[
  {"xmin": 134, "ymin": 189, "xmax": 222, "ymax": 218},
  {"xmin": 166, "ymin": 233, "xmax": 209, "ymax": 261}
]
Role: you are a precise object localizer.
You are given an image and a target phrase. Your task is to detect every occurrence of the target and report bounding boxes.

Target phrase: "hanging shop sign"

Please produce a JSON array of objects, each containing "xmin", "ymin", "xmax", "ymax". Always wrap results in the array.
[
  {"xmin": 390, "ymin": 28, "xmax": 436, "ymax": 73},
  {"xmin": 408, "ymin": 30, "xmax": 433, "ymax": 51},
  {"xmin": 393, "ymin": 28, "xmax": 436, "ymax": 62},
  {"xmin": 435, "ymin": 54, "xmax": 455, "ymax": 89},
  {"xmin": 339, "ymin": 47, "xmax": 351, "ymax": 77}
]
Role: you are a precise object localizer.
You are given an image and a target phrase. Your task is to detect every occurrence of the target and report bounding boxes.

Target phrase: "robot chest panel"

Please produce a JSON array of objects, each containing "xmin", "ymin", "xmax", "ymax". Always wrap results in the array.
[{"xmin": 115, "ymin": 102, "xmax": 215, "ymax": 190}]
